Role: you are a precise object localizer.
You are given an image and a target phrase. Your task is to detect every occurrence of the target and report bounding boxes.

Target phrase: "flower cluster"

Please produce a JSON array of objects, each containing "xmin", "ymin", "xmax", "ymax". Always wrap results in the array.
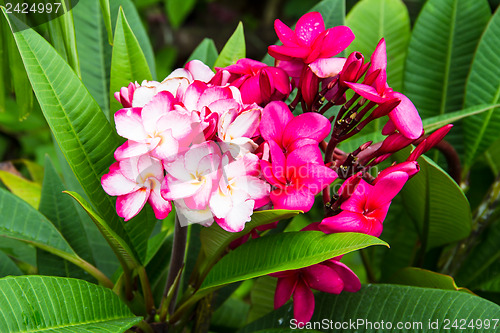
[{"xmin": 102, "ymin": 11, "xmax": 450, "ymax": 326}]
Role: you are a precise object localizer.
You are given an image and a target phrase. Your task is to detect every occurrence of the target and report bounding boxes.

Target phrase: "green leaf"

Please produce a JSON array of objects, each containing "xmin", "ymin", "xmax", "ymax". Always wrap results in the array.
[
  {"xmin": 201, "ymin": 210, "xmax": 301, "ymax": 260},
  {"xmin": 240, "ymin": 284, "xmax": 500, "ymax": 332},
  {"xmin": 99, "ymin": 0, "xmax": 113, "ymax": 44},
  {"xmin": 346, "ymin": 0, "xmax": 410, "ymax": 92},
  {"xmin": 64, "ymin": 191, "xmax": 140, "ymax": 270},
  {"xmin": 399, "ymin": 154, "xmax": 471, "ymax": 250},
  {"xmin": 0, "ymin": 275, "xmax": 141, "ymax": 332},
  {"xmin": 0, "ymin": 187, "xmax": 112, "ymax": 287},
  {"xmin": 110, "ymin": 0, "xmax": 156, "ymax": 79},
  {"xmin": 201, "ymin": 231, "xmax": 387, "ymax": 291},
  {"xmin": 463, "ymin": 8, "xmax": 500, "ymax": 169},
  {"xmin": 213, "ymin": 22, "xmax": 245, "ymax": 68},
  {"xmin": 0, "ymin": 250, "xmax": 22, "ymax": 277},
  {"xmin": 0, "ymin": 187, "xmax": 76, "ymax": 257},
  {"xmin": 109, "ymin": 7, "xmax": 153, "ymax": 118},
  {"xmin": 388, "ymin": 267, "xmax": 472, "ymax": 292},
  {"xmin": 74, "ymin": 0, "xmax": 113, "ymax": 116},
  {"xmin": 404, "ymin": 0, "xmax": 490, "ymax": 119},
  {"xmin": 187, "ymin": 38, "xmax": 218, "ymax": 68},
  {"xmin": 37, "ymin": 157, "xmax": 96, "ymax": 280},
  {"xmin": 165, "ymin": 0, "xmax": 197, "ymax": 28},
  {"xmin": 5, "ymin": 17, "xmax": 33, "ymax": 119},
  {"xmin": 403, "ymin": 0, "xmax": 490, "ymax": 156},
  {"xmin": 211, "ymin": 297, "xmax": 251, "ymax": 331},
  {"xmin": 45, "ymin": 5, "xmax": 80, "ymax": 76},
  {"xmin": 422, "ymin": 104, "xmax": 500, "ymax": 133},
  {"xmin": 2, "ymin": 10, "xmax": 144, "ymax": 263},
  {"xmin": 0, "ymin": 170, "xmax": 41, "ymax": 208},
  {"xmin": 247, "ymin": 276, "xmax": 277, "ymax": 323}
]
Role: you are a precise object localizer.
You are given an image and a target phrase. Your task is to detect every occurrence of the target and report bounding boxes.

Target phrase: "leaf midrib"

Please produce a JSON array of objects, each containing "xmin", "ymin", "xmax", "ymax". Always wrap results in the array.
[{"xmin": 439, "ymin": 0, "xmax": 458, "ymax": 115}]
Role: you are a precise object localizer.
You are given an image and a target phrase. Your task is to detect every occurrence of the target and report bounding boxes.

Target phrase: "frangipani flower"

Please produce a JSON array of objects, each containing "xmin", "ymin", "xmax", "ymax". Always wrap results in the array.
[
  {"xmin": 114, "ymin": 91, "xmax": 203, "ymax": 162},
  {"xmin": 161, "ymin": 141, "xmax": 222, "ymax": 210},
  {"xmin": 260, "ymin": 101, "xmax": 331, "ymax": 153},
  {"xmin": 320, "ymin": 170, "xmax": 408, "ymax": 236},
  {"xmin": 268, "ymin": 11, "xmax": 354, "ymax": 68},
  {"xmin": 271, "ymin": 256, "xmax": 360, "ymax": 325},
  {"xmin": 344, "ymin": 39, "xmax": 423, "ymax": 139},
  {"xmin": 261, "ymin": 141, "xmax": 337, "ymax": 212},
  {"xmin": 126, "ymin": 60, "xmax": 215, "ymax": 107},
  {"xmin": 210, "ymin": 153, "xmax": 270, "ymax": 232},
  {"xmin": 101, "ymin": 155, "xmax": 171, "ymax": 221},
  {"xmin": 214, "ymin": 58, "xmax": 291, "ymax": 105}
]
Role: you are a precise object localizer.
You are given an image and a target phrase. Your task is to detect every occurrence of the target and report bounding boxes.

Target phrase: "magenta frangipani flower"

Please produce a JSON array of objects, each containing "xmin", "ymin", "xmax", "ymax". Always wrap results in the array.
[
  {"xmin": 101, "ymin": 154, "xmax": 171, "ymax": 221},
  {"xmin": 268, "ymin": 12, "xmax": 354, "ymax": 78},
  {"xmin": 261, "ymin": 140, "xmax": 337, "ymax": 212},
  {"xmin": 260, "ymin": 101, "xmax": 331, "ymax": 153},
  {"xmin": 344, "ymin": 39, "xmax": 423, "ymax": 139},
  {"xmin": 320, "ymin": 170, "xmax": 409, "ymax": 236},
  {"xmin": 213, "ymin": 58, "xmax": 291, "ymax": 105},
  {"xmin": 271, "ymin": 249, "xmax": 360, "ymax": 326}
]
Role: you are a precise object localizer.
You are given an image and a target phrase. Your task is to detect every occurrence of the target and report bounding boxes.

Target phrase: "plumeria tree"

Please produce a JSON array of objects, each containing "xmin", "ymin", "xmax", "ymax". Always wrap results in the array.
[{"xmin": 1, "ymin": 0, "xmax": 500, "ymax": 332}]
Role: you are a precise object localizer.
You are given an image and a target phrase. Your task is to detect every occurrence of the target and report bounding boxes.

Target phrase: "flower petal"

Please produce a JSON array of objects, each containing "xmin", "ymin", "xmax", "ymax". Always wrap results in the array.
[
  {"xmin": 116, "ymin": 188, "xmax": 149, "ymax": 221},
  {"xmin": 344, "ymin": 82, "xmax": 387, "ymax": 104},
  {"xmin": 309, "ymin": 58, "xmax": 346, "ymax": 78},
  {"xmin": 283, "ymin": 112, "xmax": 331, "ymax": 148},
  {"xmin": 295, "ymin": 12, "xmax": 324, "ymax": 47},
  {"xmin": 148, "ymin": 179, "xmax": 172, "ymax": 219},
  {"xmin": 304, "ymin": 263, "xmax": 343, "ymax": 294},
  {"xmin": 388, "ymin": 91, "xmax": 423, "ymax": 140},
  {"xmin": 325, "ymin": 260, "xmax": 361, "ymax": 293},
  {"xmin": 274, "ymin": 275, "xmax": 298, "ymax": 309},
  {"xmin": 317, "ymin": 26, "xmax": 355, "ymax": 59},
  {"xmin": 260, "ymin": 101, "xmax": 294, "ymax": 145},
  {"xmin": 114, "ymin": 108, "xmax": 148, "ymax": 141},
  {"xmin": 367, "ymin": 171, "xmax": 408, "ymax": 210},
  {"xmin": 292, "ymin": 279, "xmax": 315, "ymax": 325},
  {"xmin": 101, "ymin": 164, "xmax": 140, "ymax": 196}
]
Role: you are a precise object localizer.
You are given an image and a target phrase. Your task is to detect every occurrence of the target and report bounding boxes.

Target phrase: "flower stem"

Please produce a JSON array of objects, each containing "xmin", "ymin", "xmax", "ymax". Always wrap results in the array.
[{"xmin": 160, "ymin": 213, "xmax": 187, "ymax": 321}]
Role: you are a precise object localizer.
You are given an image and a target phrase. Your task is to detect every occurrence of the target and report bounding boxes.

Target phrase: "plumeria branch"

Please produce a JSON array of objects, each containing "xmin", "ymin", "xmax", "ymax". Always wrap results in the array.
[{"xmin": 160, "ymin": 213, "xmax": 188, "ymax": 321}]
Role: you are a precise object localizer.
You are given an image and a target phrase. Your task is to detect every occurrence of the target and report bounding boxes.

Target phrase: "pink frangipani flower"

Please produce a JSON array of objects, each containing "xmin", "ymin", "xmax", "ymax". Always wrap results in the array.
[
  {"xmin": 210, "ymin": 153, "xmax": 270, "ymax": 232},
  {"xmin": 271, "ymin": 256, "xmax": 360, "ymax": 325},
  {"xmin": 161, "ymin": 141, "xmax": 222, "ymax": 210},
  {"xmin": 214, "ymin": 58, "xmax": 291, "ymax": 105},
  {"xmin": 268, "ymin": 12, "xmax": 354, "ymax": 66},
  {"xmin": 101, "ymin": 155, "xmax": 171, "ymax": 221},
  {"xmin": 320, "ymin": 170, "xmax": 409, "ymax": 236},
  {"xmin": 345, "ymin": 39, "xmax": 423, "ymax": 139},
  {"xmin": 114, "ymin": 91, "xmax": 202, "ymax": 162},
  {"xmin": 261, "ymin": 140, "xmax": 337, "ymax": 212},
  {"xmin": 260, "ymin": 101, "xmax": 331, "ymax": 153}
]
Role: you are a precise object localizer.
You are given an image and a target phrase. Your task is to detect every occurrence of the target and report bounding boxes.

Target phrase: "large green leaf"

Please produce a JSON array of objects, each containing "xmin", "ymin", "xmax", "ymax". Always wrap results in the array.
[
  {"xmin": 422, "ymin": 104, "xmax": 500, "ymax": 133},
  {"xmin": 187, "ymin": 38, "xmax": 218, "ymax": 68},
  {"xmin": 463, "ymin": 8, "xmax": 500, "ymax": 169},
  {"xmin": 346, "ymin": 0, "xmax": 410, "ymax": 92},
  {"xmin": 389, "ymin": 267, "xmax": 471, "ymax": 292},
  {"xmin": 110, "ymin": 0, "xmax": 156, "ymax": 79},
  {"xmin": 0, "ymin": 275, "xmax": 141, "ymax": 332},
  {"xmin": 109, "ymin": 7, "xmax": 153, "ymax": 118},
  {"xmin": 73, "ymin": 0, "xmax": 112, "ymax": 116},
  {"xmin": 240, "ymin": 284, "xmax": 500, "ymax": 332},
  {"xmin": 214, "ymin": 22, "xmax": 245, "ymax": 68},
  {"xmin": 201, "ymin": 210, "xmax": 301, "ymax": 260},
  {"xmin": 0, "ymin": 187, "xmax": 111, "ymax": 287},
  {"xmin": 247, "ymin": 276, "xmax": 277, "ymax": 323},
  {"xmin": 201, "ymin": 231, "xmax": 387, "ymax": 291},
  {"xmin": 399, "ymin": 154, "xmax": 471, "ymax": 250},
  {"xmin": 99, "ymin": 0, "xmax": 113, "ymax": 44},
  {"xmin": 404, "ymin": 0, "xmax": 490, "ymax": 119},
  {"xmin": 64, "ymin": 191, "xmax": 140, "ymax": 271},
  {"xmin": 2, "ymin": 10, "xmax": 145, "ymax": 263},
  {"xmin": 37, "ymin": 157, "xmax": 95, "ymax": 280},
  {"xmin": 0, "ymin": 251, "xmax": 22, "ymax": 277},
  {"xmin": 403, "ymin": 0, "xmax": 490, "ymax": 157}
]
